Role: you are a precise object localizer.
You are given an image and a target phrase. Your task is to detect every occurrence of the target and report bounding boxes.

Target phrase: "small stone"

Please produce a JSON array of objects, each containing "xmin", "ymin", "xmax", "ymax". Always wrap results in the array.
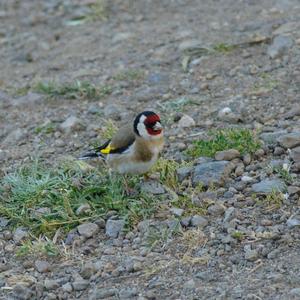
[
  {"xmin": 192, "ymin": 191, "xmax": 217, "ymax": 206},
  {"xmin": 119, "ymin": 287, "xmax": 138, "ymax": 299},
  {"xmin": 12, "ymin": 284, "xmax": 33, "ymax": 300},
  {"xmin": 181, "ymin": 217, "xmax": 191, "ymax": 227},
  {"xmin": 44, "ymin": 279, "xmax": 60, "ymax": 290},
  {"xmin": 103, "ymin": 104, "xmax": 121, "ymax": 120},
  {"xmin": 72, "ymin": 279, "xmax": 89, "ymax": 291},
  {"xmin": 3, "ymin": 128, "xmax": 26, "ymax": 145},
  {"xmin": 287, "ymin": 216, "xmax": 300, "ymax": 228},
  {"xmin": 224, "ymin": 207, "xmax": 236, "ymax": 223},
  {"xmin": 289, "ymin": 288, "xmax": 300, "ymax": 297},
  {"xmin": 13, "ymin": 227, "xmax": 28, "ymax": 244},
  {"xmin": 243, "ymin": 153, "xmax": 251, "ymax": 165},
  {"xmin": 0, "ymin": 217, "xmax": 9, "ymax": 227},
  {"xmin": 260, "ymin": 130, "xmax": 287, "ymax": 145},
  {"xmin": 252, "ymin": 179, "xmax": 285, "ymax": 193},
  {"xmin": 62, "ymin": 282, "xmax": 73, "ymax": 293},
  {"xmin": 267, "ymin": 35, "xmax": 294, "ymax": 59},
  {"xmin": 288, "ymin": 186, "xmax": 300, "ymax": 196},
  {"xmin": 35, "ymin": 260, "xmax": 51, "ymax": 273},
  {"xmin": 283, "ymin": 106, "xmax": 300, "ymax": 119},
  {"xmin": 235, "ymin": 164, "xmax": 244, "ymax": 177},
  {"xmin": 218, "ymin": 107, "xmax": 232, "ymax": 118},
  {"xmin": 178, "ymin": 39, "xmax": 202, "ymax": 52},
  {"xmin": 274, "ymin": 146, "xmax": 285, "ymax": 155},
  {"xmin": 291, "ymin": 146, "xmax": 300, "ymax": 163},
  {"xmin": 193, "ymin": 161, "xmax": 234, "ymax": 187},
  {"xmin": 245, "ymin": 249, "xmax": 258, "ymax": 261},
  {"xmin": 169, "ymin": 207, "xmax": 184, "ymax": 217},
  {"xmin": 90, "ymin": 288, "xmax": 117, "ymax": 299},
  {"xmin": 76, "ymin": 203, "xmax": 91, "ymax": 215},
  {"xmin": 177, "ymin": 114, "xmax": 195, "ymax": 128},
  {"xmin": 277, "ymin": 132, "xmax": 300, "ymax": 149},
  {"xmin": 60, "ymin": 116, "xmax": 85, "ymax": 132},
  {"xmin": 190, "ymin": 215, "xmax": 208, "ymax": 228},
  {"xmin": 77, "ymin": 223, "xmax": 99, "ymax": 238},
  {"xmin": 105, "ymin": 219, "xmax": 125, "ymax": 238},
  {"xmin": 112, "ymin": 32, "xmax": 134, "ymax": 43},
  {"xmin": 215, "ymin": 149, "xmax": 240, "ymax": 161},
  {"xmin": 208, "ymin": 203, "xmax": 225, "ymax": 216},
  {"xmin": 183, "ymin": 279, "xmax": 195, "ymax": 290},
  {"xmin": 176, "ymin": 166, "xmax": 193, "ymax": 182},
  {"xmin": 140, "ymin": 180, "xmax": 165, "ymax": 194},
  {"xmin": 255, "ymin": 149, "xmax": 265, "ymax": 158},
  {"xmin": 241, "ymin": 175, "xmax": 254, "ymax": 183},
  {"xmin": 80, "ymin": 262, "xmax": 96, "ymax": 279}
]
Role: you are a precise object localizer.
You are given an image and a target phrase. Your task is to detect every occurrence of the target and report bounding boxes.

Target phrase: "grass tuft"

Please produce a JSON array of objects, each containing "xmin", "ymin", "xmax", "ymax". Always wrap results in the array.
[
  {"xmin": 212, "ymin": 43, "xmax": 237, "ymax": 53},
  {"xmin": 0, "ymin": 159, "xmax": 160, "ymax": 237},
  {"xmin": 113, "ymin": 69, "xmax": 144, "ymax": 81},
  {"xmin": 186, "ymin": 128, "xmax": 260, "ymax": 158},
  {"xmin": 35, "ymin": 81, "xmax": 112, "ymax": 100}
]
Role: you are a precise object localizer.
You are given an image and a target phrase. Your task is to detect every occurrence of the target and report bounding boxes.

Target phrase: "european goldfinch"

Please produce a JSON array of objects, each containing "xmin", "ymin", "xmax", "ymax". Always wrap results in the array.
[{"xmin": 79, "ymin": 111, "xmax": 164, "ymax": 174}]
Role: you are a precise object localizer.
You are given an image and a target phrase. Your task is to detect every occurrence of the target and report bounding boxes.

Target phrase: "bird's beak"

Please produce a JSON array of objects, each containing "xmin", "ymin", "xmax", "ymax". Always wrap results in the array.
[{"xmin": 153, "ymin": 122, "xmax": 162, "ymax": 131}]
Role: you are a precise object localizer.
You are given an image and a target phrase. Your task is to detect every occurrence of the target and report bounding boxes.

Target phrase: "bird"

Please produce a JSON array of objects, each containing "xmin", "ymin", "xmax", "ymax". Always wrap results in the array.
[{"xmin": 79, "ymin": 111, "xmax": 164, "ymax": 175}]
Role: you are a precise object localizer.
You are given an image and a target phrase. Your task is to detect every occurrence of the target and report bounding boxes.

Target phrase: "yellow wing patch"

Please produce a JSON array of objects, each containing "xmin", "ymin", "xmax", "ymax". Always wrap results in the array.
[{"xmin": 100, "ymin": 144, "xmax": 114, "ymax": 154}]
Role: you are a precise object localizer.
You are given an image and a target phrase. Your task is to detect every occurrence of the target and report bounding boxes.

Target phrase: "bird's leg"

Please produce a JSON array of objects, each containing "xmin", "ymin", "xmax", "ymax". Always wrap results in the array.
[{"xmin": 122, "ymin": 174, "xmax": 135, "ymax": 196}]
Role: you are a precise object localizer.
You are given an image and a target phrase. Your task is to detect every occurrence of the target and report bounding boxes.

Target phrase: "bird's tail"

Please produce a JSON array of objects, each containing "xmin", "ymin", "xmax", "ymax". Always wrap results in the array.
[{"xmin": 78, "ymin": 150, "xmax": 104, "ymax": 160}]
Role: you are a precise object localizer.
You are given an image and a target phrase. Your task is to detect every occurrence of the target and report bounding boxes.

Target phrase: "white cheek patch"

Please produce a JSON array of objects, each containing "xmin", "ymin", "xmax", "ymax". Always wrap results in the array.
[{"xmin": 137, "ymin": 115, "xmax": 150, "ymax": 139}]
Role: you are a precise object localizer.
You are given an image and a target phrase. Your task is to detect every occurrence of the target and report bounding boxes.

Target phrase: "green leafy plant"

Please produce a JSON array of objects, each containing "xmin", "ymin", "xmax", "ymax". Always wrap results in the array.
[{"xmin": 186, "ymin": 128, "xmax": 260, "ymax": 158}]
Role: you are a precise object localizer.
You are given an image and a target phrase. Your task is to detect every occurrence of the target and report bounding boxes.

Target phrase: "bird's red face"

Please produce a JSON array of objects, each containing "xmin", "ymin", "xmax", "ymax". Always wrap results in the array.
[
  {"xmin": 144, "ymin": 113, "xmax": 162, "ymax": 136},
  {"xmin": 134, "ymin": 111, "xmax": 163, "ymax": 139}
]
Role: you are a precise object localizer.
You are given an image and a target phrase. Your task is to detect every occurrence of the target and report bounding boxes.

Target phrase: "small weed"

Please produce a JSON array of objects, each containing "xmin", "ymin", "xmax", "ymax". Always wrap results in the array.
[
  {"xmin": 34, "ymin": 122, "xmax": 56, "ymax": 135},
  {"xmin": 254, "ymin": 190, "xmax": 286, "ymax": 212},
  {"xmin": 0, "ymin": 159, "xmax": 159, "ymax": 237},
  {"xmin": 231, "ymin": 231, "xmax": 245, "ymax": 241},
  {"xmin": 186, "ymin": 128, "xmax": 260, "ymax": 158},
  {"xmin": 272, "ymin": 164, "xmax": 293, "ymax": 185},
  {"xmin": 16, "ymin": 238, "xmax": 60, "ymax": 258},
  {"xmin": 14, "ymin": 85, "xmax": 31, "ymax": 96},
  {"xmin": 35, "ymin": 81, "xmax": 112, "ymax": 100},
  {"xmin": 252, "ymin": 72, "xmax": 279, "ymax": 91},
  {"xmin": 146, "ymin": 221, "xmax": 182, "ymax": 249},
  {"xmin": 213, "ymin": 43, "xmax": 237, "ymax": 53},
  {"xmin": 113, "ymin": 69, "xmax": 144, "ymax": 81},
  {"xmin": 87, "ymin": 0, "xmax": 109, "ymax": 21}
]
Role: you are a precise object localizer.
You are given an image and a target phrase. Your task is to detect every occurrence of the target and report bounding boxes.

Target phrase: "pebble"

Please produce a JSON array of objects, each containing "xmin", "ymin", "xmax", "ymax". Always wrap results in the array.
[
  {"xmin": 119, "ymin": 287, "xmax": 138, "ymax": 299},
  {"xmin": 77, "ymin": 223, "xmax": 99, "ymax": 238},
  {"xmin": 176, "ymin": 166, "xmax": 193, "ymax": 182},
  {"xmin": 274, "ymin": 146, "xmax": 285, "ymax": 155},
  {"xmin": 224, "ymin": 207, "xmax": 236, "ymax": 223},
  {"xmin": 76, "ymin": 203, "xmax": 91, "ymax": 215},
  {"xmin": 244, "ymin": 249, "xmax": 258, "ymax": 261},
  {"xmin": 140, "ymin": 180, "xmax": 165, "ymax": 194},
  {"xmin": 193, "ymin": 161, "xmax": 234, "ymax": 187},
  {"xmin": 215, "ymin": 149, "xmax": 240, "ymax": 161},
  {"xmin": 169, "ymin": 207, "xmax": 184, "ymax": 217},
  {"xmin": 190, "ymin": 215, "xmax": 208, "ymax": 228},
  {"xmin": 12, "ymin": 284, "xmax": 33, "ymax": 300},
  {"xmin": 13, "ymin": 227, "xmax": 28, "ymax": 244},
  {"xmin": 287, "ymin": 216, "xmax": 300, "ymax": 228},
  {"xmin": 89, "ymin": 288, "xmax": 117, "ymax": 299},
  {"xmin": 289, "ymin": 288, "xmax": 300, "ymax": 297},
  {"xmin": 181, "ymin": 217, "xmax": 191, "ymax": 227},
  {"xmin": 105, "ymin": 219, "xmax": 125, "ymax": 238},
  {"xmin": 2, "ymin": 128, "xmax": 26, "ymax": 146},
  {"xmin": 288, "ymin": 186, "xmax": 300, "ymax": 196},
  {"xmin": 177, "ymin": 114, "xmax": 196, "ymax": 128},
  {"xmin": 207, "ymin": 203, "xmax": 225, "ymax": 216},
  {"xmin": 60, "ymin": 116, "xmax": 85, "ymax": 132},
  {"xmin": 254, "ymin": 149, "xmax": 265, "ymax": 158},
  {"xmin": 260, "ymin": 131, "xmax": 287, "ymax": 145},
  {"xmin": 241, "ymin": 175, "xmax": 254, "ymax": 183},
  {"xmin": 80, "ymin": 262, "xmax": 96, "ymax": 279},
  {"xmin": 72, "ymin": 279, "xmax": 89, "ymax": 291},
  {"xmin": 277, "ymin": 132, "xmax": 300, "ymax": 149},
  {"xmin": 267, "ymin": 35, "xmax": 294, "ymax": 59},
  {"xmin": 178, "ymin": 39, "xmax": 202, "ymax": 52},
  {"xmin": 35, "ymin": 260, "xmax": 51, "ymax": 273},
  {"xmin": 62, "ymin": 282, "xmax": 73, "ymax": 293},
  {"xmin": 44, "ymin": 279, "xmax": 60, "ymax": 290},
  {"xmin": 290, "ymin": 146, "xmax": 300, "ymax": 163},
  {"xmin": 103, "ymin": 104, "xmax": 122, "ymax": 120},
  {"xmin": 252, "ymin": 179, "xmax": 286, "ymax": 193},
  {"xmin": 235, "ymin": 164, "xmax": 244, "ymax": 177},
  {"xmin": 243, "ymin": 153, "xmax": 252, "ymax": 165},
  {"xmin": 183, "ymin": 279, "xmax": 195, "ymax": 290}
]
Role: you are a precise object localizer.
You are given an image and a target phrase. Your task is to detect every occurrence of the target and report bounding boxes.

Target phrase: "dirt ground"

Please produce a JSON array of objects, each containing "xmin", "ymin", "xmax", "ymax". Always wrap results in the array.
[{"xmin": 1, "ymin": 0, "xmax": 300, "ymax": 299}]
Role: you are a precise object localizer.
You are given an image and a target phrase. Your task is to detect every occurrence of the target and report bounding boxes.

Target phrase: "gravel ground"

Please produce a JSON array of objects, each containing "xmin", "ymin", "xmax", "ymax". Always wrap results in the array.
[{"xmin": 1, "ymin": 0, "xmax": 300, "ymax": 299}]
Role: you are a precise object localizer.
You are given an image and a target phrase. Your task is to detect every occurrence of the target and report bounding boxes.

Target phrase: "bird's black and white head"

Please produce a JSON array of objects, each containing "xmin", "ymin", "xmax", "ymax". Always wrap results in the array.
[{"xmin": 133, "ymin": 111, "xmax": 163, "ymax": 140}]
